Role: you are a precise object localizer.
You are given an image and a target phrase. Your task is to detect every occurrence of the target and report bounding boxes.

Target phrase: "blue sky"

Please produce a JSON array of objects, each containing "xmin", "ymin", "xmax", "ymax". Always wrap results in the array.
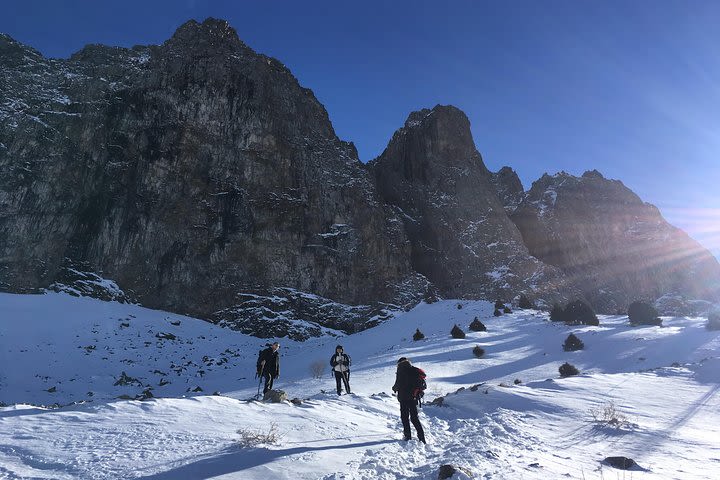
[{"xmin": 2, "ymin": 0, "xmax": 719, "ymax": 258}]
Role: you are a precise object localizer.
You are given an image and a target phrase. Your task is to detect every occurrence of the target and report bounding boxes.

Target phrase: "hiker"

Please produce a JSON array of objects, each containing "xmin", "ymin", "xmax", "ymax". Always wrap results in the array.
[
  {"xmin": 392, "ymin": 357, "xmax": 426, "ymax": 443},
  {"xmin": 329, "ymin": 345, "xmax": 351, "ymax": 395},
  {"xmin": 257, "ymin": 342, "xmax": 280, "ymax": 394}
]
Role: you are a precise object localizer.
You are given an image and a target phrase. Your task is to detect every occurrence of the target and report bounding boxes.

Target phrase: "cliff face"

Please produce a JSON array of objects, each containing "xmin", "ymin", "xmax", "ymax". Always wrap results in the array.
[
  {"xmin": 0, "ymin": 19, "xmax": 426, "ymax": 334},
  {"xmin": 511, "ymin": 170, "xmax": 720, "ymax": 312},
  {"xmin": 2, "ymin": 18, "xmax": 717, "ymax": 332},
  {"xmin": 368, "ymin": 106, "xmax": 572, "ymax": 303}
]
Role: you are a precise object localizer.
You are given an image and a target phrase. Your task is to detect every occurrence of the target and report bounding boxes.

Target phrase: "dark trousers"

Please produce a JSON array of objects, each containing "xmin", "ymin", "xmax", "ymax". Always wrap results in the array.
[
  {"xmin": 263, "ymin": 372, "xmax": 276, "ymax": 394},
  {"xmin": 399, "ymin": 399, "xmax": 425, "ymax": 442},
  {"xmin": 334, "ymin": 370, "xmax": 351, "ymax": 394}
]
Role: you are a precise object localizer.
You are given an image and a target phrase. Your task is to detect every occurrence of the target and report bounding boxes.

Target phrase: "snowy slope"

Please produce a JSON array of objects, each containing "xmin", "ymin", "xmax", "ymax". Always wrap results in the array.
[{"xmin": 1, "ymin": 292, "xmax": 719, "ymax": 479}]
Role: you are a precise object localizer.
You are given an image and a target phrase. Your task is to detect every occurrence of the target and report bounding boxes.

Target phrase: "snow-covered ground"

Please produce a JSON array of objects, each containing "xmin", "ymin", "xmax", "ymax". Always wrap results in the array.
[{"xmin": 1, "ymin": 292, "xmax": 719, "ymax": 479}]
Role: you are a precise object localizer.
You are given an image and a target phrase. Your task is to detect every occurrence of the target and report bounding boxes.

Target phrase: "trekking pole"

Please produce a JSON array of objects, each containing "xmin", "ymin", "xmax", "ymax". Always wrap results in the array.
[
  {"xmin": 342, "ymin": 370, "xmax": 351, "ymax": 394},
  {"xmin": 256, "ymin": 364, "xmax": 265, "ymax": 399}
]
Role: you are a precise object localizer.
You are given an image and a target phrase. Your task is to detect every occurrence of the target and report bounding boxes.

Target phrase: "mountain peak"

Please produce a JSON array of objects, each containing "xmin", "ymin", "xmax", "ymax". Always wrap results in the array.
[
  {"xmin": 582, "ymin": 169, "xmax": 605, "ymax": 180},
  {"xmin": 164, "ymin": 17, "xmax": 249, "ymax": 55},
  {"xmin": 0, "ymin": 33, "xmax": 44, "ymax": 65},
  {"xmin": 404, "ymin": 104, "xmax": 468, "ymax": 129}
]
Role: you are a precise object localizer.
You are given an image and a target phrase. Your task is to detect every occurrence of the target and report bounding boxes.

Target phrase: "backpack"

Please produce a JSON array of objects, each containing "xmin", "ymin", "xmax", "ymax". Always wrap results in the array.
[
  {"xmin": 412, "ymin": 367, "xmax": 427, "ymax": 402},
  {"xmin": 256, "ymin": 349, "xmax": 264, "ymax": 376},
  {"xmin": 256, "ymin": 344, "xmax": 271, "ymax": 376}
]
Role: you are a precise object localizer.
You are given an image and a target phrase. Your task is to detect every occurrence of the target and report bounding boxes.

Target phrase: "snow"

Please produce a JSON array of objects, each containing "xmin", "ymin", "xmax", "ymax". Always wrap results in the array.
[{"xmin": 2, "ymin": 293, "xmax": 720, "ymax": 479}]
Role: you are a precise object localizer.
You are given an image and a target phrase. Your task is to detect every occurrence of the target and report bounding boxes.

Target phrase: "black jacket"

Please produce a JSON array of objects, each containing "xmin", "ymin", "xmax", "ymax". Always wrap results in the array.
[
  {"xmin": 330, "ymin": 352, "xmax": 351, "ymax": 372},
  {"xmin": 258, "ymin": 347, "xmax": 279, "ymax": 376},
  {"xmin": 392, "ymin": 362, "xmax": 420, "ymax": 402}
]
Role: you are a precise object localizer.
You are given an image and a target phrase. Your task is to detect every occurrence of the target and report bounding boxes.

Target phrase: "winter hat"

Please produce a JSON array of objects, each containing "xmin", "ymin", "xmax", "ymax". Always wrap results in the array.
[
  {"xmin": 397, "ymin": 357, "xmax": 409, "ymax": 364},
  {"xmin": 336, "ymin": 345, "xmax": 343, "ymax": 351}
]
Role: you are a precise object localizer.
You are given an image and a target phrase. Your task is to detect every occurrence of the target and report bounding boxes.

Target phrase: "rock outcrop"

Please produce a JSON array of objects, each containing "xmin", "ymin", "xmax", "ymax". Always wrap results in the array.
[
  {"xmin": 511, "ymin": 170, "xmax": 720, "ymax": 312},
  {"xmin": 368, "ymin": 106, "xmax": 571, "ymax": 303},
  {"xmin": 0, "ymin": 19, "xmax": 426, "ymax": 333},
  {"xmin": 490, "ymin": 166, "xmax": 524, "ymax": 214}
]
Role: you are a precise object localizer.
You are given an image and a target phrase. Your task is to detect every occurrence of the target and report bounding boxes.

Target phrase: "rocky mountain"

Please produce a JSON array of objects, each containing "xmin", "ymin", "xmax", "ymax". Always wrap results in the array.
[
  {"xmin": 511, "ymin": 170, "xmax": 720, "ymax": 313},
  {"xmin": 0, "ymin": 19, "xmax": 428, "ymax": 338},
  {"xmin": 1, "ymin": 18, "xmax": 718, "ymax": 335},
  {"xmin": 368, "ymin": 106, "xmax": 572, "ymax": 303}
]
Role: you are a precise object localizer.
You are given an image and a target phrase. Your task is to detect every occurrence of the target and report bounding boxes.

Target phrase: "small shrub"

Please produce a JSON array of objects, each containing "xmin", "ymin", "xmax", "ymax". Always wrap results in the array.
[
  {"xmin": 563, "ymin": 300, "xmax": 599, "ymax": 326},
  {"xmin": 559, "ymin": 362, "xmax": 579, "ymax": 377},
  {"xmin": 472, "ymin": 345, "xmax": 485, "ymax": 358},
  {"xmin": 513, "ymin": 378, "xmax": 522, "ymax": 385},
  {"xmin": 590, "ymin": 402, "xmax": 630, "ymax": 429},
  {"xmin": 457, "ymin": 303, "xmax": 463, "ymax": 310},
  {"xmin": 550, "ymin": 304, "xmax": 564, "ymax": 321},
  {"xmin": 469, "ymin": 317, "xmax": 486, "ymax": 332},
  {"xmin": 494, "ymin": 299, "xmax": 505, "ymax": 309},
  {"xmin": 309, "ymin": 360, "xmax": 325, "ymax": 379},
  {"xmin": 628, "ymin": 301, "xmax": 662, "ymax": 326},
  {"xmin": 563, "ymin": 333, "xmax": 584, "ymax": 351},
  {"xmin": 707, "ymin": 310, "xmax": 720, "ymax": 331},
  {"xmin": 518, "ymin": 294, "xmax": 533, "ymax": 309},
  {"xmin": 237, "ymin": 423, "xmax": 282, "ymax": 447},
  {"xmin": 493, "ymin": 308, "xmax": 502, "ymax": 317},
  {"xmin": 413, "ymin": 328, "xmax": 425, "ymax": 341},
  {"xmin": 451, "ymin": 324, "xmax": 466, "ymax": 339},
  {"xmin": 503, "ymin": 306, "xmax": 512, "ymax": 314}
]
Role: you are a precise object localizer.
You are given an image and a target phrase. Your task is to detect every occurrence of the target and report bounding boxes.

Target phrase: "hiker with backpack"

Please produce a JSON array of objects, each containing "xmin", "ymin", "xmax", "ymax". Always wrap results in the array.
[
  {"xmin": 256, "ymin": 342, "xmax": 280, "ymax": 395},
  {"xmin": 329, "ymin": 345, "xmax": 351, "ymax": 395},
  {"xmin": 392, "ymin": 357, "xmax": 426, "ymax": 444}
]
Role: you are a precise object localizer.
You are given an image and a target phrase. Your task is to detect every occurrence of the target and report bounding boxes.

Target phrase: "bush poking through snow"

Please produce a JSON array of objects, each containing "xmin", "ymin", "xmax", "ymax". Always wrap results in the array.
[
  {"xmin": 706, "ymin": 310, "xmax": 720, "ymax": 331},
  {"xmin": 565, "ymin": 300, "xmax": 598, "ymax": 325},
  {"xmin": 309, "ymin": 360, "xmax": 325, "ymax": 379},
  {"xmin": 493, "ymin": 308, "xmax": 502, "ymax": 317},
  {"xmin": 237, "ymin": 423, "xmax": 282, "ymax": 447},
  {"xmin": 557, "ymin": 300, "xmax": 599, "ymax": 326},
  {"xmin": 590, "ymin": 402, "xmax": 630, "ymax": 429},
  {"xmin": 494, "ymin": 299, "xmax": 505, "ymax": 309},
  {"xmin": 503, "ymin": 306, "xmax": 512, "ymax": 314},
  {"xmin": 518, "ymin": 294, "xmax": 533, "ymax": 309},
  {"xmin": 550, "ymin": 304, "xmax": 564, "ymax": 321},
  {"xmin": 563, "ymin": 333, "xmax": 584, "ymax": 351},
  {"xmin": 472, "ymin": 345, "xmax": 485, "ymax": 358},
  {"xmin": 559, "ymin": 362, "xmax": 579, "ymax": 377},
  {"xmin": 413, "ymin": 328, "xmax": 425, "ymax": 341},
  {"xmin": 469, "ymin": 317, "xmax": 486, "ymax": 332},
  {"xmin": 457, "ymin": 303, "xmax": 463, "ymax": 310},
  {"xmin": 451, "ymin": 324, "xmax": 466, "ymax": 339},
  {"xmin": 628, "ymin": 301, "xmax": 662, "ymax": 326}
]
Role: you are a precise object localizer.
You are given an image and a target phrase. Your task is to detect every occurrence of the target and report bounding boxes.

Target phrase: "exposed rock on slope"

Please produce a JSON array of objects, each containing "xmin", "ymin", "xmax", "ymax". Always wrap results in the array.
[
  {"xmin": 368, "ymin": 106, "xmax": 570, "ymax": 303},
  {"xmin": 490, "ymin": 166, "xmax": 524, "ymax": 214},
  {"xmin": 511, "ymin": 170, "xmax": 720, "ymax": 312},
  {"xmin": 0, "ymin": 19, "xmax": 426, "ymax": 332}
]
